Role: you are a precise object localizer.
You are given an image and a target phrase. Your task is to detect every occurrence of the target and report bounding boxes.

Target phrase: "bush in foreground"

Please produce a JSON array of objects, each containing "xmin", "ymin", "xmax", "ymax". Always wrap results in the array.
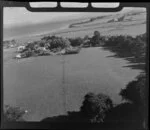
[
  {"xmin": 41, "ymin": 92, "xmax": 113, "ymax": 124},
  {"xmin": 3, "ymin": 105, "xmax": 27, "ymax": 121},
  {"xmin": 104, "ymin": 33, "xmax": 146, "ymax": 58},
  {"xmin": 120, "ymin": 73, "xmax": 146, "ymax": 106},
  {"xmin": 80, "ymin": 92, "xmax": 113, "ymax": 123},
  {"xmin": 119, "ymin": 73, "xmax": 147, "ymax": 128}
]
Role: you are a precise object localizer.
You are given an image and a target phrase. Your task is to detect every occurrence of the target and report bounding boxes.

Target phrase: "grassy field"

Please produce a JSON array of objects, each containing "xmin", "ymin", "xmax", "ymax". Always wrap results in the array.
[
  {"xmin": 4, "ymin": 8, "xmax": 146, "ymax": 44},
  {"xmin": 4, "ymin": 47, "xmax": 141, "ymax": 121}
]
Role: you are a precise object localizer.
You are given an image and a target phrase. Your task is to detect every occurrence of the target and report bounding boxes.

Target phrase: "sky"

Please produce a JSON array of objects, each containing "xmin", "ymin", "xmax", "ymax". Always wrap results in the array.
[{"xmin": 3, "ymin": 3, "xmax": 145, "ymax": 28}]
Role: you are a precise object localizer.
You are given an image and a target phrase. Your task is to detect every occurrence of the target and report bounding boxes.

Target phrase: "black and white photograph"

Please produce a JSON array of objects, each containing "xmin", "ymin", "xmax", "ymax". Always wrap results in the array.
[{"xmin": 2, "ymin": 2, "xmax": 148, "ymax": 129}]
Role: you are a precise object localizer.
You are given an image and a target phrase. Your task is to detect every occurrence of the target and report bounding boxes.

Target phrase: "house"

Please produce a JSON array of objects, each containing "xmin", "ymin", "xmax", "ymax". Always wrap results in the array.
[
  {"xmin": 17, "ymin": 45, "xmax": 26, "ymax": 52},
  {"xmin": 114, "ymin": 18, "xmax": 118, "ymax": 22},
  {"xmin": 10, "ymin": 44, "xmax": 14, "ymax": 48},
  {"xmin": 15, "ymin": 54, "xmax": 22, "ymax": 59},
  {"xmin": 37, "ymin": 47, "xmax": 47, "ymax": 51}
]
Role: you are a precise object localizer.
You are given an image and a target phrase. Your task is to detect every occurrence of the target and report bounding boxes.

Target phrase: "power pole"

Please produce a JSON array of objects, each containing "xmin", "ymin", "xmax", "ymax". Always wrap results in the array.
[{"xmin": 61, "ymin": 54, "xmax": 67, "ymax": 114}]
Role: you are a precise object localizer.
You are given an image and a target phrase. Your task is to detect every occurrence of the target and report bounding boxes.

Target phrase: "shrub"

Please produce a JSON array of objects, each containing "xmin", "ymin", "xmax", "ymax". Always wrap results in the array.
[
  {"xmin": 40, "ymin": 35, "xmax": 84, "ymax": 50},
  {"xmin": 41, "ymin": 35, "xmax": 53, "ymax": 42},
  {"xmin": 3, "ymin": 105, "xmax": 27, "ymax": 121},
  {"xmin": 41, "ymin": 36, "xmax": 71, "ymax": 50},
  {"xmin": 50, "ymin": 37, "xmax": 70, "ymax": 49},
  {"xmin": 69, "ymin": 37, "xmax": 84, "ymax": 47},
  {"xmin": 25, "ymin": 42, "xmax": 36, "ymax": 50},
  {"xmin": 104, "ymin": 34, "xmax": 146, "ymax": 56},
  {"xmin": 80, "ymin": 92, "xmax": 113, "ymax": 123},
  {"xmin": 91, "ymin": 31, "xmax": 101, "ymax": 46},
  {"xmin": 83, "ymin": 35, "xmax": 89, "ymax": 41}
]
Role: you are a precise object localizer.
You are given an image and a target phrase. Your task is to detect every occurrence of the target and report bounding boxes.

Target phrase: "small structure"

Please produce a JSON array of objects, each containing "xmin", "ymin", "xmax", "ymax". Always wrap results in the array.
[
  {"xmin": 17, "ymin": 45, "xmax": 26, "ymax": 52},
  {"xmin": 107, "ymin": 18, "xmax": 119, "ymax": 23},
  {"xmin": 15, "ymin": 54, "xmax": 22, "ymax": 59},
  {"xmin": 60, "ymin": 49, "xmax": 66, "ymax": 55},
  {"xmin": 65, "ymin": 46, "xmax": 81, "ymax": 54},
  {"xmin": 114, "ymin": 18, "xmax": 118, "ymax": 22},
  {"xmin": 37, "ymin": 47, "xmax": 47, "ymax": 51},
  {"xmin": 10, "ymin": 44, "xmax": 14, "ymax": 48}
]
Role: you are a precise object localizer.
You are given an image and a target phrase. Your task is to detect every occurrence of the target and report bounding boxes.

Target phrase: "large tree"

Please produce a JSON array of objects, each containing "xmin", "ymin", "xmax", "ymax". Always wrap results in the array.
[
  {"xmin": 91, "ymin": 31, "xmax": 101, "ymax": 46},
  {"xmin": 80, "ymin": 92, "xmax": 113, "ymax": 123}
]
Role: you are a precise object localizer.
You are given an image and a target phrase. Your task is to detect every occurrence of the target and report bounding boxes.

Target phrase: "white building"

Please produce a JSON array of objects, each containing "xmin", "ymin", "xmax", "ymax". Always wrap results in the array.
[
  {"xmin": 17, "ymin": 45, "xmax": 26, "ymax": 52},
  {"xmin": 15, "ymin": 54, "xmax": 21, "ymax": 59},
  {"xmin": 114, "ymin": 18, "xmax": 118, "ymax": 22}
]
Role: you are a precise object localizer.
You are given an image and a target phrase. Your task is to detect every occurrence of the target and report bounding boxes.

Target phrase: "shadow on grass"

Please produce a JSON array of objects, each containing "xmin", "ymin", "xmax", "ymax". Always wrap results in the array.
[
  {"xmin": 41, "ymin": 103, "xmax": 143, "ymax": 129},
  {"xmin": 101, "ymin": 47, "xmax": 146, "ymax": 71},
  {"xmin": 123, "ymin": 64, "xmax": 145, "ymax": 70}
]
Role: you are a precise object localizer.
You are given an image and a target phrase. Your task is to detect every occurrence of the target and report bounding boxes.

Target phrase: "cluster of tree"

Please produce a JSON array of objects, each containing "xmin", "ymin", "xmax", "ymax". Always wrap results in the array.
[
  {"xmin": 18, "ymin": 36, "xmax": 69, "ymax": 57},
  {"xmin": 24, "ymin": 36, "xmax": 70, "ymax": 52},
  {"xmin": 17, "ymin": 35, "xmax": 84, "ymax": 58},
  {"xmin": 103, "ymin": 33, "xmax": 146, "ymax": 58},
  {"xmin": 81, "ymin": 31, "xmax": 105, "ymax": 47},
  {"xmin": 3, "ymin": 39, "xmax": 17, "ymax": 49},
  {"xmin": 45, "ymin": 31, "xmax": 104, "ymax": 48},
  {"xmin": 66, "ymin": 31, "xmax": 146, "ymax": 51},
  {"xmin": 41, "ymin": 35, "xmax": 70, "ymax": 50},
  {"xmin": 68, "ymin": 37, "xmax": 83, "ymax": 47},
  {"xmin": 102, "ymin": 33, "xmax": 146, "ymax": 71},
  {"xmin": 26, "ymin": 35, "xmax": 84, "ymax": 51},
  {"xmin": 19, "ymin": 30, "xmax": 105, "ymax": 57}
]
